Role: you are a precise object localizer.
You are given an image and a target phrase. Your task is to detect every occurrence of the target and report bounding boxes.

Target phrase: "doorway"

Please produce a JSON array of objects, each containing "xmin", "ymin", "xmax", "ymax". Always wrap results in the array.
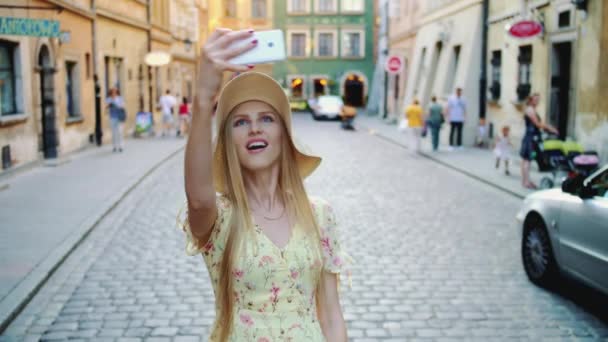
[
  {"xmin": 549, "ymin": 42, "xmax": 572, "ymax": 140},
  {"xmin": 38, "ymin": 45, "xmax": 57, "ymax": 159},
  {"xmin": 344, "ymin": 74, "xmax": 364, "ymax": 106}
]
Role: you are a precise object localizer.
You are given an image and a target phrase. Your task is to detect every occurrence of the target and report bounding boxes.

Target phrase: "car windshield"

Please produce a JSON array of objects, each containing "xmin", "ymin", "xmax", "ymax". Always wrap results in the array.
[{"xmin": 318, "ymin": 96, "xmax": 342, "ymax": 107}]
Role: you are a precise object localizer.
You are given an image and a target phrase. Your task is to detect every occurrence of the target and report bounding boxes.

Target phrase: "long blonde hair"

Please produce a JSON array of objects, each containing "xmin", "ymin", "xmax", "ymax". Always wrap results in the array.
[{"xmin": 215, "ymin": 111, "xmax": 325, "ymax": 341}]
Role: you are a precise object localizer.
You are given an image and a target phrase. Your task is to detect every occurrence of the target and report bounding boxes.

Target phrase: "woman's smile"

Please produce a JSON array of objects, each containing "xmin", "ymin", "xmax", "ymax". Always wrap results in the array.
[{"xmin": 246, "ymin": 138, "xmax": 269, "ymax": 154}]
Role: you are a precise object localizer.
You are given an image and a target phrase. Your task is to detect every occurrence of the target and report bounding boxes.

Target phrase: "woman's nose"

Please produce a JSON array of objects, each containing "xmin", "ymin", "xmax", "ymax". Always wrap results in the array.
[{"xmin": 248, "ymin": 121, "xmax": 262, "ymax": 135}]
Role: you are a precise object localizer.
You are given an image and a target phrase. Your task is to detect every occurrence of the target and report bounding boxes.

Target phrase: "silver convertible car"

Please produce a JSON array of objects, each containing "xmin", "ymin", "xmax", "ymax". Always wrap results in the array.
[{"xmin": 516, "ymin": 164, "xmax": 608, "ymax": 293}]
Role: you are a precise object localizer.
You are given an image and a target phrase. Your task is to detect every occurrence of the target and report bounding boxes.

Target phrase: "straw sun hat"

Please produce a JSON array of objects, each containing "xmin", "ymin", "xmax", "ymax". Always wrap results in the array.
[{"xmin": 212, "ymin": 72, "xmax": 321, "ymax": 193}]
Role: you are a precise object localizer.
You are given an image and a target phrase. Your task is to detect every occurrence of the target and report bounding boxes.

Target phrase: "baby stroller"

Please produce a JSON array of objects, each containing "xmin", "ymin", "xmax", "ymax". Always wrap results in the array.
[{"xmin": 534, "ymin": 134, "xmax": 598, "ymax": 189}]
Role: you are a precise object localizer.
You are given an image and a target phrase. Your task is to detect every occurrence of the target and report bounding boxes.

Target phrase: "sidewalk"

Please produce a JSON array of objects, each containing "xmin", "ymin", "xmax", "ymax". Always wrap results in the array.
[
  {"xmin": 0, "ymin": 137, "xmax": 185, "ymax": 331},
  {"xmin": 356, "ymin": 114, "xmax": 542, "ymax": 199}
]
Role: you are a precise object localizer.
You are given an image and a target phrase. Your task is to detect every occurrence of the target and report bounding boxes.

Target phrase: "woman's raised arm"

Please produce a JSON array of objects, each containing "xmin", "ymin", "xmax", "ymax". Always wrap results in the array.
[{"xmin": 185, "ymin": 28, "xmax": 256, "ymax": 242}]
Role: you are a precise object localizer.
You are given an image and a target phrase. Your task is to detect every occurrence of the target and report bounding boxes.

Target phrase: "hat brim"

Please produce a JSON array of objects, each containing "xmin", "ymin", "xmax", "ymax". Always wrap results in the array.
[{"xmin": 212, "ymin": 72, "xmax": 321, "ymax": 194}]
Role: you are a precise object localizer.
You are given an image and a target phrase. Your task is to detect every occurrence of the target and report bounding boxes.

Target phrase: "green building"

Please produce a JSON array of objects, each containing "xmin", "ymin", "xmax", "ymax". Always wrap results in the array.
[{"xmin": 273, "ymin": 0, "xmax": 376, "ymax": 109}]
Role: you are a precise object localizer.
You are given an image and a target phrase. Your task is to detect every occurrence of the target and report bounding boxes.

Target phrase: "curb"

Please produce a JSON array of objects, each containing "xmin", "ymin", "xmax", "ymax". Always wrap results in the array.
[
  {"xmin": 0, "ymin": 145, "xmax": 185, "ymax": 333},
  {"xmin": 362, "ymin": 124, "xmax": 525, "ymax": 200}
]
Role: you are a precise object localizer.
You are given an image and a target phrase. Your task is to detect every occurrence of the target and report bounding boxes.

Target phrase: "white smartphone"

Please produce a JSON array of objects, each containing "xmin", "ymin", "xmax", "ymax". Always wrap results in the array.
[{"xmin": 228, "ymin": 30, "xmax": 286, "ymax": 65}]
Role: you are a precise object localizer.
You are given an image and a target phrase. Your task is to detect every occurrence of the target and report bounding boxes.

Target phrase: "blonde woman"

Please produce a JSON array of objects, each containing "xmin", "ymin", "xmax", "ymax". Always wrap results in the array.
[{"xmin": 180, "ymin": 28, "xmax": 349, "ymax": 341}]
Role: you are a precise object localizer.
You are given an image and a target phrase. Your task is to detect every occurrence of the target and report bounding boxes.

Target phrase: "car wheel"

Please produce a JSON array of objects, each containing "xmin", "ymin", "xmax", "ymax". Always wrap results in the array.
[
  {"xmin": 540, "ymin": 177, "xmax": 554, "ymax": 189},
  {"xmin": 521, "ymin": 215, "xmax": 559, "ymax": 287}
]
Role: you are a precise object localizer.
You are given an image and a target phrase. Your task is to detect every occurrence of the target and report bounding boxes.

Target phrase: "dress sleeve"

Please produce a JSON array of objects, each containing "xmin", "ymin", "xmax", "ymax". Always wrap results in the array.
[
  {"xmin": 177, "ymin": 195, "xmax": 232, "ymax": 257},
  {"xmin": 313, "ymin": 198, "xmax": 352, "ymax": 275}
]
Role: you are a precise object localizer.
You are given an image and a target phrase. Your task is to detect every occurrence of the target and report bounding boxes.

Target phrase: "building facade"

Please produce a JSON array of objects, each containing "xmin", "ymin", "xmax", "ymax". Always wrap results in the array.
[
  {"xmin": 487, "ymin": 0, "xmax": 608, "ymax": 162},
  {"xmin": 0, "ymin": 0, "xmax": 95, "ymax": 169},
  {"xmin": 273, "ymin": 0, "xmax": 375, "ymax": 107},
  {"xmin": 403, "ymin": 0, "xmax": 484, "ymax": 145},
  {"xmin": 386, "ymin": 0, "xmax": 422, "ymax": 120},
  {"xmin": 0, "ymin": 0, "xmax": 204, "ymax": 174},
  {"xmin": 206, "ymin": 0, "xmax": 275, "ymax": 77}
]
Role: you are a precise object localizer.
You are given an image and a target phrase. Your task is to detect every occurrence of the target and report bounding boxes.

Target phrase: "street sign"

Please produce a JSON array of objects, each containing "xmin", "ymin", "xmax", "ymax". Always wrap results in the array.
[
  {"xmin": 508, "ymin": 20, "xmax": 543, "ymax": 38},
  {"xmin": 385, "ymin": 55, "xmax": 403, "ymax": 74}
]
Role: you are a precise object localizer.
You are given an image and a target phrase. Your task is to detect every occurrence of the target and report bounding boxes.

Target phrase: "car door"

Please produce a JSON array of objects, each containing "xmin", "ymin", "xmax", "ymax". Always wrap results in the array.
[{"xmin": 557, "ymin": 166, "xmax": 608, "ymax": 293}]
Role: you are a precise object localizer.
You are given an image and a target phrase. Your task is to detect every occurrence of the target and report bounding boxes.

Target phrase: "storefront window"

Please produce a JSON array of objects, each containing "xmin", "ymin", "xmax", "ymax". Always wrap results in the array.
[
  {"xmin": 517, "ymin": 45, "xmax": 532, "ymax": 101},
  {"xmin": 0, "ymin": 40, "xmax": 17, "ymax": 116},
  {"xmin": 490, "ymin": 50, "xmax": 501, "ymax": 100},
  {"xmin": 65, "ymin": 61, "xmax": 80, "ymax": 117}
]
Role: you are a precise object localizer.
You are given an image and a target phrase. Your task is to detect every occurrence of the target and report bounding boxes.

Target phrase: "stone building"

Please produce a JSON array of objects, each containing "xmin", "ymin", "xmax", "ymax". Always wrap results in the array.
[
  {"xmin": 0, "ymin": 0, "xmax": 205, "ymax": 174},
  {"xmin": 487, "ymin": 0, "xmax": 608, "ymax": 162}
]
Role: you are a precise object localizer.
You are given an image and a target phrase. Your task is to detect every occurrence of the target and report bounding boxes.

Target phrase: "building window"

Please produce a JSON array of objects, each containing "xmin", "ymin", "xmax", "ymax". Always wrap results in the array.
[
  {"xmin": 65, "ymin": 61, "xmax": 80, "ymax": 117},
  {"xmin": 490, "ymin": 50, "xmax": 501, "ymax": 100},
  {"xmin": 413, "ymin": 47, "xmax": 426, "ymax": 96},
  {"xmin": 85, "ymin": 53, "xmax": 91, "ymax": 79},
  {"xmin": 315, "ymin": 31, "xmax": 336, "ymax": 57},
  {"xmin": 225, "ymin": 0, "xmax": 237, "ymax": 17},
  {"xmin": 0, "ymin": 40, "xmax": 17, "ymax": 116},
  {"xmin": 288, "ymin": 31, "xmax": 308, "ymax": 57},
  {"xmin": 252, "ymin": 0, "xmax": 267, "ymax": 18},
  {"xmin": 342, "ymin": 30, "xmax": 364, "ymax": 58},
  {"xmin": 316, "ymin": 0, "xmax": 336, "ymax": 13},
  {"xmin": 444, "ymin": 45, "xmax": 460, "ymax": 94},
  {"xmin": 288, "ymin": 0, "xmax": 309, "ymax": 13},
  {"xmin": 517, "ymin": 45, "xmax": 532, "ymax": 101},
  {"xmin": 341, "ymin": 0, "xmax": 364, "ymax": 12}
]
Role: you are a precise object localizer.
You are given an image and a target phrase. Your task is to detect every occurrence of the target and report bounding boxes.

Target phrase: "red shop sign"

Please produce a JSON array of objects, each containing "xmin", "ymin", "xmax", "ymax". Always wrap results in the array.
[{"xmin": 508, "ymin": 20, "xmax": 543, "ymax": 38}]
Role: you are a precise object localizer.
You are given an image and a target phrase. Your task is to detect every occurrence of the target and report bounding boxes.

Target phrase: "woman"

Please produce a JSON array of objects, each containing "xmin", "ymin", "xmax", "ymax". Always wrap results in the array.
[
  {"xmin": 105, "ymin": 87, "xmax": 125, "ymax": 152},
  {"xmin": 426, "ymin": 96, "xmax": 444, "ymax": 152},
  {"xmin": 180, "ymin": 29, "xmax": 349, "ymax": 341},
  {"xmin": 520, "ymin": 93, "xmax": 558, "ymax": 189},
  {"xmin": 178, "ymin": 96, "xmax": 191, "ymax": 137},
  {"xmin": 405, "ymin": 99, "xmax": 424, "ymax": 153}
]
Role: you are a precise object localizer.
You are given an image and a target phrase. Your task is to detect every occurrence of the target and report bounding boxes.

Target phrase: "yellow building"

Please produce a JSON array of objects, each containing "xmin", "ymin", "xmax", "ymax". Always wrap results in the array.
[
  {"xmin": 207, "ymin": 0, "xmax": 275, "ymax": 76},
  {"xmin": 0, "ymin": 0, "xmax": 205, "ymax": 174},
  {"xmin": 0, "ymin": 0, "xmax": 95, "ymax": 168},
  {"xmin": 487, "ymin": 0, "xmax": 608, "ymax": 162},
  {"xmin": 387, "ymin": 0, "xmax": 423, "ymax": 119},
  {"xmin": 96, "ymin": 0, "xmax": 150, "ymax": 140}
]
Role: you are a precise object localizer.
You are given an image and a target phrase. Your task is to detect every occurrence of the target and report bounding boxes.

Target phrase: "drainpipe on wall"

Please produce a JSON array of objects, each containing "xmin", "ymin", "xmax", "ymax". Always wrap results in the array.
[
  {"xmin": 479, "ymin": 0, "xmax": 489, "ymax": 120},
  {"xmin": 147, "ymin": 0, "xmax": 154, "ymax": 113},
  {"xmin": 92, "ymin": 0, "xmax": 103, "ymax": 146}
]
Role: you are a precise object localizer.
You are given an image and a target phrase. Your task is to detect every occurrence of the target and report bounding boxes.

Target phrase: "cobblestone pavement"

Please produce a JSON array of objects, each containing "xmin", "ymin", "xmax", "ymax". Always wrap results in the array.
[{"xmin": 1, "ymin": 114, "xmax": 607, "ymax": 341}]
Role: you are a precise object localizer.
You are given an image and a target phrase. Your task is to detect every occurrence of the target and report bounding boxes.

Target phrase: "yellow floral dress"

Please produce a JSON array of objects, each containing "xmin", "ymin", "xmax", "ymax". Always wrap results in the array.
[{"xmin": 181, "ymin": 195, "xmax": 349, "ymax": 342}]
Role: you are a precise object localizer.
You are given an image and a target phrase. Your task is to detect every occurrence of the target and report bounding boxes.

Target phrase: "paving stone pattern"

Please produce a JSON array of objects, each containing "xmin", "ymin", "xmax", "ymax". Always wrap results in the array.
[{"xmin": 1, "ymin": 114, "xmax": 607, "ymax": 341}]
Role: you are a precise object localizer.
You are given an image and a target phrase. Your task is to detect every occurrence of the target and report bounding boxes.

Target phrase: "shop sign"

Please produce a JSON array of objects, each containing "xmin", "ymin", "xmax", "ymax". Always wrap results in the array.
[
  {"xmin": 508, "ymin": 20, "xmax": 543, "ymax": 39},
  {"xmin": 0, "ymin": 17, "xmax": 60, "ymax": 37}
]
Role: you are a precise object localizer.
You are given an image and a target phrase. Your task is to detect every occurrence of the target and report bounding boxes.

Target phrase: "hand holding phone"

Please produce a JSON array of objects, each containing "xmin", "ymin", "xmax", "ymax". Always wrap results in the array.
[{"xmin": 227, "ymin": 30, "xmax": 287, "ymax": 65}]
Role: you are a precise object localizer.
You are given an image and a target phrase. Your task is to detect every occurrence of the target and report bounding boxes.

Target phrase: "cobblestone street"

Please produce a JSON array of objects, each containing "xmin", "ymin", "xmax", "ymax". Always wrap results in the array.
[{"xmin": 2, "ymin": 114, "xmax": 607, "ymax": 341}]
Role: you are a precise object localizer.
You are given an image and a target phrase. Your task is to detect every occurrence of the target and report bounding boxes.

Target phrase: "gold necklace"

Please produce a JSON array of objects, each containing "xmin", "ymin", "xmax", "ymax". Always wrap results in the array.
[{"xmin": 254, "ymin": 206, "xmax": 285, "ymax": 221}]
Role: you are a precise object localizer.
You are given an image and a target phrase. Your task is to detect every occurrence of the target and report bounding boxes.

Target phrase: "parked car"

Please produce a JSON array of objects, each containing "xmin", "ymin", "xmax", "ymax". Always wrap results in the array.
[
  {"xmin": 308, "ymin": 95, "xmax": 343, "ymax": 120},
  {"xmin": 516, "ymin": 164, "xmax": 608, "ymax": 294}
]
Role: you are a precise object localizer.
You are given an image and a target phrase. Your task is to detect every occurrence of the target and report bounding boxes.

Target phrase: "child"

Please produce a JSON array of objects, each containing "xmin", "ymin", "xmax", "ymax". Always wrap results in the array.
[
  {"xmin": 494, "ymin": 125, "xmax": 513, "ymax": 175},
  {"xmin": 476, "ymin": 118, "xmax": 489, "ymax": 148}
]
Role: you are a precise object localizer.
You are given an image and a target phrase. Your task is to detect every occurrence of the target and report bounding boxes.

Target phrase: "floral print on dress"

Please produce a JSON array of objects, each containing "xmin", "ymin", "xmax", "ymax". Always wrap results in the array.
[{"xmin": 179, "ymin": 195, "xmax": 351, "ymax": 342}]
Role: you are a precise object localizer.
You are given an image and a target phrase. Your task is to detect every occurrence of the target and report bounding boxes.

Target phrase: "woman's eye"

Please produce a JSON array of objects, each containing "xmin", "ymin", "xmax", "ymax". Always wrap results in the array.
[
  {"xmin": 261, "ymin": 115, "xmax": 274, "ymax": 123},
  {"xmin": 234, "ymin": 119, "xmax": 248, "ymax": 127}
]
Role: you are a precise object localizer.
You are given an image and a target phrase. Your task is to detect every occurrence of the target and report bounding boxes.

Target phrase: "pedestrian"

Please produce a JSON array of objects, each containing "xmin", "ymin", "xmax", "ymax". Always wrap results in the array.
[
  {"xmin": 446, "ymin": 87, "xmax": 466, "ymax": 150},
  {"xmin": 520, "ymin": 93, "xmax": 558, "ymax": 189},
  {"xmin": 426, "ymin": 96, "xmax": 444, "ymax": 152},
  {"xmin": 177, "ymin": 97, "xmax": 191, "ymax": 137},
  {"xmin": 493, "ymin": 125, "xmax": 513, "ymax": 175},
  {"xmin": 340, "ymin": 101, "xmax": 357, "ymax": 130},
  {"xmin": 179, "ymin": 28, "xmax": 349, "ymax": 342},
  {"xmin": 159, "ymin": 89, "xmax": 177, "ymax": 137},
  {"xmin": 405, "ymin": 98, "xmax": 424, "ymax": 153},
  {"xmin": 476, "ymin": 117, "xmax": 489, "ymax": 148},
  {"xmin": 105, "ymin": 87, "xmax": 125, "ymax": 152}
]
